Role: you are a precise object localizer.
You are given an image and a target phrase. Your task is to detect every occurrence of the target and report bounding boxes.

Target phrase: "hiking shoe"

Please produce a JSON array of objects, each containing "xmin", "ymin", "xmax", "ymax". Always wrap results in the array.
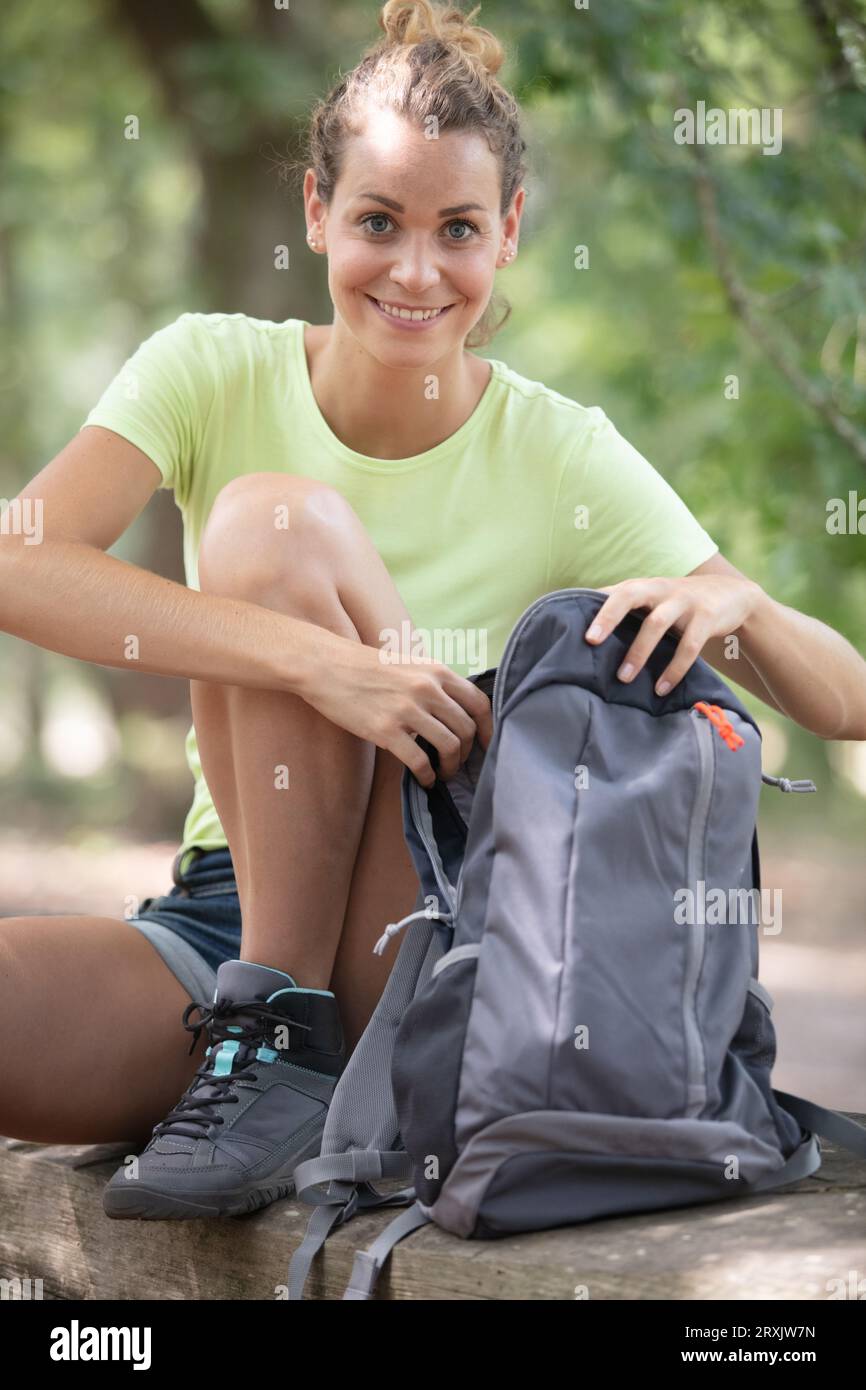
[{"xmin": 103, "ymin": 960, "xmax": 345, "ymax": 1219}]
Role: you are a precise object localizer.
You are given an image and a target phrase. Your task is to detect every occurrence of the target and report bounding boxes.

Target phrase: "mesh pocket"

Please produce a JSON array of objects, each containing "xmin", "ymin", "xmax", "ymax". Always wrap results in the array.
[
  {"xmin": 392, "ymin": 953, "xmax": 479, "ymax": 1205},
  {"xmin": 733, "ymin": 984, "xmax": 776, "ymax": 1071},
  {"xmin": 730, "ymin": 984, "xmax": 802, "ymax": 1155}
]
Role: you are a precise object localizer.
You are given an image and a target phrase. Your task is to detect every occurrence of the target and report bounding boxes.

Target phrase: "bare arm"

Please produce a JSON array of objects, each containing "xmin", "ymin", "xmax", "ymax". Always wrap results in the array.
[
  {"xmin": 0, "ymin": 426, "xmax": 320, "ymax": 693},
  {"xmin": 693, "ymin": 552, "xmax": 866, "ymax": 741},
  {"xmin": 0, "ymin": 425, "xmax": 492, "ymax": 782},
  {"xmin": 585, "ymin": 550, "xmax": 866, "ymax": 741}
]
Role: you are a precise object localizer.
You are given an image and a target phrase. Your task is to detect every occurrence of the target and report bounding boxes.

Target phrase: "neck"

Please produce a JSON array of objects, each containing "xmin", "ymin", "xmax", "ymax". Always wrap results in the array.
[{"xmin": 305, "ymin": 317, "xmax": 491, "ymax": 460}]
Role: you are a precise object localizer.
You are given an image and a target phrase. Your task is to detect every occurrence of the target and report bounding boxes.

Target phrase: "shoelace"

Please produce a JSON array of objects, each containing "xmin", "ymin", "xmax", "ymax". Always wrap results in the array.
[{"xmin": 151, "ymin": 998, "xmax": 313, "ymax": 1139}]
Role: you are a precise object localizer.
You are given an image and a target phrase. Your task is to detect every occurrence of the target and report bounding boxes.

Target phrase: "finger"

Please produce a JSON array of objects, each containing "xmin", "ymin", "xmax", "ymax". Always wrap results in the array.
[
  {"xmin": 441, "ymin": 670, "xmax": 494, "ymax": 752},
  {"xmin": 391, "ymin": 731, "xmax": 436, "ymax": 788},
  {"xmin": 584, "ymin": 580, "xmax": 663, "ymax": 644},
  {"xmin": 409, "ymin": 708, "xmax": 466, "ymax": 782},
  {"xmin": 652, "ymin": 620, "xmax": 711, "ymax": 695},
  {"xmin": 420, "ymin": 674, "xmax": 482, "ymax": 765},
  {"xmin": 615, "ymin": 600, "xmax": 689, "ymax": 683},
  {"xmin": 429, "ymin": 692, "xmax": 480, "ymax": 768}
]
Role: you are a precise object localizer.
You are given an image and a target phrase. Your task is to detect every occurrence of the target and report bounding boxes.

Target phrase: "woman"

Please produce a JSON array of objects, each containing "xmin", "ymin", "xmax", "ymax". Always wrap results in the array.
[{"xmin": 1, "ymin": 1, "xmax": 864, "ymax": 1220}]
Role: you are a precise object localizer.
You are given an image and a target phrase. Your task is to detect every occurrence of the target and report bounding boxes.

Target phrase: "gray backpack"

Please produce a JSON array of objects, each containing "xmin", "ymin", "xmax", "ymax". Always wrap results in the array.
[{"xmin": 288, "ymin": 587, "xmax": 866, "ymax": 1300}]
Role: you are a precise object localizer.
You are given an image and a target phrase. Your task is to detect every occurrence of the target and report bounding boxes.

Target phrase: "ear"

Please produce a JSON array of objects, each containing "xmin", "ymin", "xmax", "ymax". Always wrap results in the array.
[{"xmin": 303, "ymin": 169, "xmax": 328, "ymax": 234}]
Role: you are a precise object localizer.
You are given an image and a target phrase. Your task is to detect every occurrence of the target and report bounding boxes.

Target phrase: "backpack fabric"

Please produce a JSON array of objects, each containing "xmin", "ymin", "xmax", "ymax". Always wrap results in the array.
[{"xmin": 288, "ymin": 587, "xmax": 866, "ymax": 1300}]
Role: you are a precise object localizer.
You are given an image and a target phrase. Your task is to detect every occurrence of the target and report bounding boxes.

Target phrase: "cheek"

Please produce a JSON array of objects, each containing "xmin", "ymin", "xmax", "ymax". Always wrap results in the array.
[
  {"xmin": 327, "ymin": 239, "xmax": 496, "ymax": 304},
  {"xmin": 329, "ymin": 241, "xmax": 381, "ymax": 290},
  {"xmin": 446, "ymin": 245, "xmax": 497, "ymax": 295}
]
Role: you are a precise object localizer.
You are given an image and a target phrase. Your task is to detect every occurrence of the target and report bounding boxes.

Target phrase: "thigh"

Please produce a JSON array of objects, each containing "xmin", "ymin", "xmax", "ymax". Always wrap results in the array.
[
  {"xmin": 0, "ymin": 914, "xmax": 209, "ymax": 1145},
  {"xmin": 133, "ymin": 850, "xmax": 242, "ymax": 979}
]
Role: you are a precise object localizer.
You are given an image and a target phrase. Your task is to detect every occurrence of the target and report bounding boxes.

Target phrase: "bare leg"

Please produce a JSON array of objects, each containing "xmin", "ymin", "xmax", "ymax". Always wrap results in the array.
[
  {"xmin": 0, "ymin": 914, "xmax": 208, "ymax": 1144},
  {"xmin": 191, "ymin": 473, "xmax": 421, "ymax": 1049},
  {"xmin": 328, "ymin": 743, "xmax": 418, "ymax": 1051}
]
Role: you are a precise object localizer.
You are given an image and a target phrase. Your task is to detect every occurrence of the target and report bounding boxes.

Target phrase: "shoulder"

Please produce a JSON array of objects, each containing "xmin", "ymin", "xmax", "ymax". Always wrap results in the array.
[
  {"xmin": 485, "ymin": 355, "xmax": 609, "ymax": 459},
  {"xmin": 490, "ymin": 358, "xmax": 701, "ymax": 523},
  {"xmin": 492, "ymin": 358, "xmax": 680, "ymax": 478},
  {"xmin": 143, "ymin": 312, "xmax": 304, "ymax": 400},
  {"xmin": 162, "ymin": 310, "xmax": 301, "ymax": 359}
]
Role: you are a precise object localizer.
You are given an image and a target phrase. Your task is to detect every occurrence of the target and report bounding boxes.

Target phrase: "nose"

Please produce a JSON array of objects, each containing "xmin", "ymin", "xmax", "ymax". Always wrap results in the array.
[{"xmin": 388, "ymin": 234, "xmax": 442, "ymax": 297}]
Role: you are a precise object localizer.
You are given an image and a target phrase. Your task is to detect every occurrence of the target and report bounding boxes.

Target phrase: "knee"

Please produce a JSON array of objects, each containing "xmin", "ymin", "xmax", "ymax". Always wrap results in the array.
[{"xmin": 197, "ymin": 473, "xmax": 356, "ymax": 603}]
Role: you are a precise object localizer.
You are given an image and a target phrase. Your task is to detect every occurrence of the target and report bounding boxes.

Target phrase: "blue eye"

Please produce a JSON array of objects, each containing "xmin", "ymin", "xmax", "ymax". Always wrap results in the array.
[
  {"xmin": 446, "ymin": 219, "xmax": 479, "ymax": 240},
  {"xmin": 361, "ymin": 213, "xmax": 394, "ymax": 235},
  {"xmin": 359, "ymin": 213, "xmax": 481, "ymax": 241}
]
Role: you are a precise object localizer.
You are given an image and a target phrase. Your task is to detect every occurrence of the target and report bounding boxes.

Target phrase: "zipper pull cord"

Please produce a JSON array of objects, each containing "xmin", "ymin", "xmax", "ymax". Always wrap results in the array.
[
  {"xmin": 693, "ymin": 700, "xmax": 744, "ymax": 750},
  {"xmin": 692, "ymin": 703, "xmax": 816, "ymax": 788},
  {"xmin": 761, "ymin": 772, "xmax": 817, "ymax": 793},
  {"xmin": 372, "ymin": 907, "xmax": 453, "ymax": 957}
]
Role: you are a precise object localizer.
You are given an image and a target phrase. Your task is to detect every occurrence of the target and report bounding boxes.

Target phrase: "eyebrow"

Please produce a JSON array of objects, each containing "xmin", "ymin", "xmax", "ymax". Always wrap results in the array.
[{"xmin": 356, "ymin": 192, "xmax": 487, "ymax": 216}]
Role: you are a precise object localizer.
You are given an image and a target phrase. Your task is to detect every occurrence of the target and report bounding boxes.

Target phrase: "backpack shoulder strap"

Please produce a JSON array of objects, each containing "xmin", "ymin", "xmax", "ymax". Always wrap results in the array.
[
  {"xmin": 749, "ymin": 1134, "xmax": 822, "ymax": 1191},
  {"xmin": 749, "ymin": 1091, "xmax": 866, "ymax": 1195},
  {"xmin": 343, "ymin": 1202, "xmax": 432, "ymax": 1301},
  {"xmin": 287, "ymin": 902, "xmax": 444, "ymax": 1300},
  {"xmin": 287, "ymin": 1169, "xmax": 414, "ymax": 1301},
  {"xmin": 773, "ymin": 1090, "xmax": 866, "ymax": 1157}
]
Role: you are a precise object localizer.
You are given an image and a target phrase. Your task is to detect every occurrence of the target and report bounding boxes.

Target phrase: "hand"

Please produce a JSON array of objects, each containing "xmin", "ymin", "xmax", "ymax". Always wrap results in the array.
[
  {"xmin": 584, "ymin": 575, "xmax": 764, "ymax": 695},
  {"xmin": 293, "ymin": 623, "xmax": 493, "ymax": 788}
]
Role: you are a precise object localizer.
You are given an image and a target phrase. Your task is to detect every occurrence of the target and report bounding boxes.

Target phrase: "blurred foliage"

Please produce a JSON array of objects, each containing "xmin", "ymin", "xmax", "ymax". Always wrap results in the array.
[{"xmin": 0, "ymin": 0, "xmax": 864, "ymax": 842}]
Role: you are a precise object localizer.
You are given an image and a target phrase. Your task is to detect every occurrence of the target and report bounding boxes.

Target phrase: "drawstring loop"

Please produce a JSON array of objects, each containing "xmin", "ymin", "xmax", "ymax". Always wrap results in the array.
[{"xmin": 373, "ymin": 907, "xmax": 453, "ymax": 957}]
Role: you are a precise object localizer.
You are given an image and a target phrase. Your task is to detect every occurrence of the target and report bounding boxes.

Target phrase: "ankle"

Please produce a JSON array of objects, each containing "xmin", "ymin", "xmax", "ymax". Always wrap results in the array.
[{"xmin": 239, "ymin": 956, "xmax": 331, "ymax": 992}]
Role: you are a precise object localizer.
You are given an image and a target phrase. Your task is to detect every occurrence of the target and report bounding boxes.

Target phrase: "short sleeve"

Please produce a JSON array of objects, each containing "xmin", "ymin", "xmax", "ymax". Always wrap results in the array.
[
  {"xmin": 547, "ymin": 408, "xmax": 718, "ymax": 591},
  {"xmin": 81, "ymin": 314, "xmax": 217, "ymax": 506}
]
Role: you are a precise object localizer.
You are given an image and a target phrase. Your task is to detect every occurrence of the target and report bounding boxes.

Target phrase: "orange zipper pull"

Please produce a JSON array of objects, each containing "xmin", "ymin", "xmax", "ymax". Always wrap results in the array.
[{"xmin": 693, "ymin": 701, "xmax": 744, "ymax": 751}]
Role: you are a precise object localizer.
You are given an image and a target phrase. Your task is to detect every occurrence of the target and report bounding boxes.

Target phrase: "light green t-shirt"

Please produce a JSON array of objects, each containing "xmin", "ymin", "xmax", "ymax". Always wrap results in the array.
[{"xmin": 83, "ymin": 312, "xmax": 717, "ymax": 856}]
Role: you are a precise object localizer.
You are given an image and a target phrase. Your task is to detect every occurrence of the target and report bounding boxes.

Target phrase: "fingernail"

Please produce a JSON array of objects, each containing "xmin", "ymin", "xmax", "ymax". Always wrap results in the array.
[
  {"xmin": 656, "ymin": 680, "xmax": 671, "ymax": 696},
  {"xmin": 617, "ymin": 662, "xmax": 634, "ymax": 682},
  {"xmin": 587, "ymin": 623, "xmax": 603, "ymax": 641}
]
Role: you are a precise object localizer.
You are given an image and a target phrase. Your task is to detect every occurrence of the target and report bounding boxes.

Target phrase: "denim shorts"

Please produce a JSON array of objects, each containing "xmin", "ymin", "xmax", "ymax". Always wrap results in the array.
[{"xmin": 126, "ymin": 847, "xmax": 241, "ymax": 1004}]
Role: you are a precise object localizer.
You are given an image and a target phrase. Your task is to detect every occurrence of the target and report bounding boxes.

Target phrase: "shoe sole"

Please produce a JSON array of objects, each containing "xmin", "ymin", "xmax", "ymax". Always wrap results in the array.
[{"xmin": 102, "ymin": 1130, "xmax": 324, "ymax": 1221}]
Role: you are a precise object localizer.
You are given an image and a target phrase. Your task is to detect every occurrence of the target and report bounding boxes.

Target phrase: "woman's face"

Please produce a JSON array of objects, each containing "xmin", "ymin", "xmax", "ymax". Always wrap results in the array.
[{"xmin": 304, "ymin": 107, "xmax": 523, "ymax": 367}]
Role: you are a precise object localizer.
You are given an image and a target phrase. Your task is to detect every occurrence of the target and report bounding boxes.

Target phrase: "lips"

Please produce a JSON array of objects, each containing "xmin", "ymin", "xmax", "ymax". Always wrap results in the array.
[{"xmin": 364, "ymin": 293, "xmax": 453, "ymax": 325}]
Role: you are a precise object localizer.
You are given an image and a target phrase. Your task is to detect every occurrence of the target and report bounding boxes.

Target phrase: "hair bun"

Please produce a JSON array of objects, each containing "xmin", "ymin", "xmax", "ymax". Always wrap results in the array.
[{"xmin": 379, "ymin": 1, "xmax": 504, "ymax": 76}]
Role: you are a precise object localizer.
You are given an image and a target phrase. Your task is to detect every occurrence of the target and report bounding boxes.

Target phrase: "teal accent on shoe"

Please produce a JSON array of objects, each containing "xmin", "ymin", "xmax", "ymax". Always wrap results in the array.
[
  {"xmin": 213, "ymin": 1041, "xmax": 240, "ymax": 1076},
  {"xmin": 256, "ymin": 1046, "xmax": 279, "ymax": 1063},
  {"xmin": 227, "ymin": 1025, "xmax": 243, "ymax": 1034},
  {"xmin": 267, "ymin": 986, "xmax": 334, "ymax": 1002}
]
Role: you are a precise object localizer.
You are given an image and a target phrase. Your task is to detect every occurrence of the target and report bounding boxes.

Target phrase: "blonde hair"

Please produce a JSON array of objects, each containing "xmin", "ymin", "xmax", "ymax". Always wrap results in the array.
[
  {"xmin": 379, "ymin": 0, "xmax": 504, "ymax": 72},
  {"xmin": 304, "ymin": 1, "xmax": 527, "ymax": 348}
]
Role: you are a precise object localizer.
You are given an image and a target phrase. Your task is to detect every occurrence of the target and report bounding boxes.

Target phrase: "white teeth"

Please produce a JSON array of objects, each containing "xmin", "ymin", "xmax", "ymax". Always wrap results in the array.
[{"xmin": 375, "ymin": 299, "xmax": 444, "ymax": 321}]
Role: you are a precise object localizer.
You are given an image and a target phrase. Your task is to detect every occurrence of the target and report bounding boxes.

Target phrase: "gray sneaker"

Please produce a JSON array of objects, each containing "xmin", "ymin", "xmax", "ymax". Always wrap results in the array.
[{"xmin": 103, "ymin": 960, "xmax": 345, "ymax": 1219}]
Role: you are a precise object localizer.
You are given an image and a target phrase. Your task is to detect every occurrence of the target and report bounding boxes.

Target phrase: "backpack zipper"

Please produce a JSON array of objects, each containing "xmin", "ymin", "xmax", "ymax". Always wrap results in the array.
[
  {"xmin": 692, "ymin": 700, "xmax": 744, "ymax": 750},
  {"xmin": 408, "ymin": 776, "xmax": 458, "ymax": 921},
  {"xmin": 491, "ymin": 591, "xmax": 812, "ymax": 1123},
  {"xmin": 683, "ymin": 706, "xmax": 715, "ymax": 1117}
]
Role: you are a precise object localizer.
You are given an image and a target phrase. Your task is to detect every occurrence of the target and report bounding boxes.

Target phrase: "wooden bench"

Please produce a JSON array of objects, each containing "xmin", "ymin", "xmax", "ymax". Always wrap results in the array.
[{"xmin": 1, "ymin": 1123, "xmax": 864, "ymax": 1300}]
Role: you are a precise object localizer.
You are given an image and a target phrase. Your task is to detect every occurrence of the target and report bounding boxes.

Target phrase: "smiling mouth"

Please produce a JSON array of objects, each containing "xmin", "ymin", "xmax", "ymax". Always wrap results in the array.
[{"xmin": 365, "ymin": 294, "xmax": 454, "ymax": 322}]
